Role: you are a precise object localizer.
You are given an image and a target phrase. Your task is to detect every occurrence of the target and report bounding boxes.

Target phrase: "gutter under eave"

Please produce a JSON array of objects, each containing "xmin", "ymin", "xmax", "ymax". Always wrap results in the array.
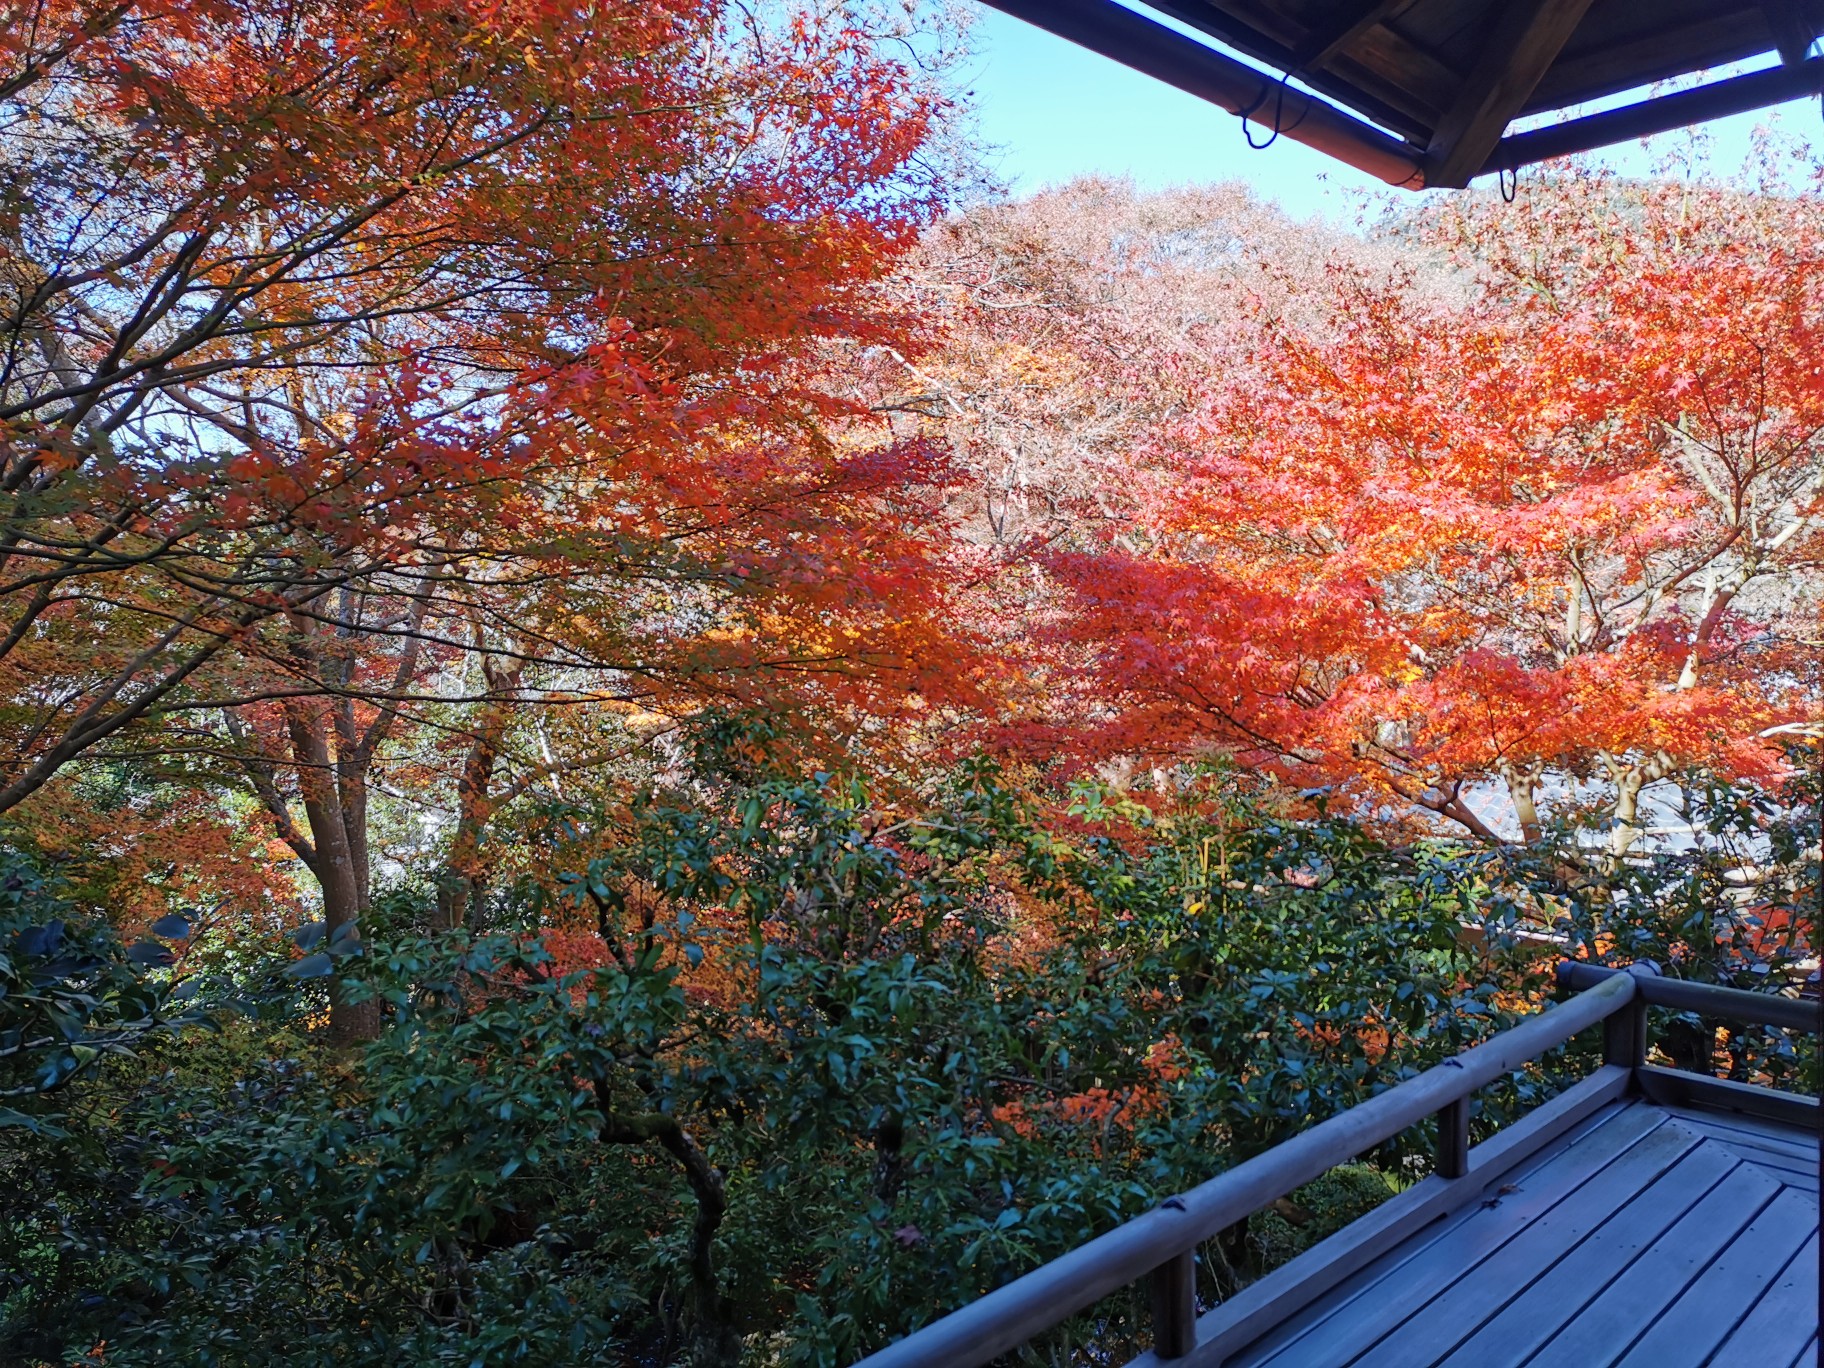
[
  {"xmin": 980, "ymin": 0, "xmax": 1428, "ymax": 188},
  {"xmin": 983, "ymin": 2, "xmax": 1824, "ymax": 191}
]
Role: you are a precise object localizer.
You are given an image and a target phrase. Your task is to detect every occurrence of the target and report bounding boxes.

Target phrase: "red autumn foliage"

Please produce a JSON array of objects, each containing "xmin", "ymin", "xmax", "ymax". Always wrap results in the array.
[{"xmin": 1014, "ymin": 173, "xmax": 1823, "ymax": 846}]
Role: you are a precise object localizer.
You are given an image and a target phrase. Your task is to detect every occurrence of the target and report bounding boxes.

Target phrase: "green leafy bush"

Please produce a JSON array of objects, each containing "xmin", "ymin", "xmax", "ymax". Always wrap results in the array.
[{"xmin": 5, "ymin": 752, "xmax": 1810, "ymax": 1365}]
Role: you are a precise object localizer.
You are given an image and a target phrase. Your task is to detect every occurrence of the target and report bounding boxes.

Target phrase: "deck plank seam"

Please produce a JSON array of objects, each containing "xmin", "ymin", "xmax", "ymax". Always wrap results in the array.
[
  {"xmin": 1246, "ymin": 1108, "xmax": 1674, "ymax": 1364},
  {"xmin": 1262, "ymin": 1109, "xmax": 1693, "ymax": 1368},
  {"xmin": 1456, "ymin": 1149, "xmax": 1748, "ymax": 1368},
  {"xmin": 1664, "ymin": 1106, "xmax": 1821, "ymax": 1152},
  {"xmin": 1661, "ymin": 1111, "xmax": 1822, "ymax": 1191},
  {"xmin": 1573, "ymin": 1180, "xmax": 1786, "ymax": 1368},
  {"xmin": 1709, "ymin": 1229, "xmax": 1820, "ymax": 1363}
]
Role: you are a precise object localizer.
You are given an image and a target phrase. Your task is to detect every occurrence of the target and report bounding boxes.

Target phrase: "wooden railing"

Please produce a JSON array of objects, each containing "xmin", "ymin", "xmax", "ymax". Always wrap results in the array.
[
  {"xmin": 1555, "ymin": 960, "xmax": 1820, "ymax": 1034},
  {"xmin": 855, "ymin": 962, "xmax": 1821, "ymax": 1368}
]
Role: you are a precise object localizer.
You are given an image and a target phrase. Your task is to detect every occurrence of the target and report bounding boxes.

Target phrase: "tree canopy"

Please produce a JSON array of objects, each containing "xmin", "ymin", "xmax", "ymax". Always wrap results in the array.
[{"xmin": 0, "ymin": 4, "xmax": 1818, "ymax": 1364}]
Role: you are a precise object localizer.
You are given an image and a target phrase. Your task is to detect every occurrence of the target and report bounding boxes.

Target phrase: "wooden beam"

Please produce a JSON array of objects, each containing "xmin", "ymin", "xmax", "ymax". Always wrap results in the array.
[
  {"xmin": 1526, "ymin": 13, "xmax": 1782, "ymax": 114},
  {"xmin": 1295, "ymin": 0, "xmax": 1424, "ymax": 72},
  {"xmin": 1762, "ymin": 0, "xmax": 1819, "ymax": 65},
  {"xmin": 1560, "ymin": 961, "xmax": 1821, "ymax": 1035},
  {"xmin": 1148, "ymin": 1251, "xmax": 1196, "ymax": 1359},
  {"xmin": 979, "ymin": 0, "xmax": 1425, "ymax": 187},
  {"xmin": 1423, "ymin": 0, "xmax": 1597, "ymax": 188},
  {"xmin": 1635, "ymin": 1065, "xmax": 1821, "ymax": 1132},
  {"xmin": 1143, "ymin": 0, "xmax": 1435, "ymax": 140},
  {"xmin": 1485, "ymin": 56, "xmax": 1824, "ymax": 175}
]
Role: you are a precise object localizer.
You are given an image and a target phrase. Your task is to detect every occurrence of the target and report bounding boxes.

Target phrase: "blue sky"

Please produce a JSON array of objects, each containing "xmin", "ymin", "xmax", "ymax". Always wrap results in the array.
[{"xmin": 963, "ymin": 3, "xmax": 1823, "ymax": 221}]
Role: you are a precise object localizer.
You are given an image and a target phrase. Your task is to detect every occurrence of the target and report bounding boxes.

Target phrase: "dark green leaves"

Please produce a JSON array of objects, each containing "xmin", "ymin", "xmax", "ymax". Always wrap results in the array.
[
  {"xmin": 127, "ymin": 940, "xmax": 176, "ymax": 967},
  {"xmin": 149, "ymin": 912, "xmax": 193, "ymax": 941},
  {"xmin": 0, "ymin": 853, "xmax": 214, "ymax": 1126}
]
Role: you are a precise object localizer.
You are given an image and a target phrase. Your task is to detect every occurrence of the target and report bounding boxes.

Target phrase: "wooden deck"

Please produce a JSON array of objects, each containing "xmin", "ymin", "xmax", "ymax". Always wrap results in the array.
[
  {"xmin": 1225, "ymin": 1094, "xmax": 1819, "ymax": 1368},
  {"xmin": 859, "ymin": 968, "xmax": 1820, "ymax": 1368}
]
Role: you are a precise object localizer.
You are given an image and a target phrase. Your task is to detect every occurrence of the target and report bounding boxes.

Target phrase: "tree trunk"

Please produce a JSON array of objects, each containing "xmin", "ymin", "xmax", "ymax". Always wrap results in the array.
[
  {"xmin": 434, "ymin": 660, "xmax": 522, "ymax": 931},
  {"xmin": 1608, "ymin": 765, "xmax": 1644, "ymax": 859},
  {"xmin": 1602, "ymin": 750, "xmax": 1673, "ymax": 863},
  {"xmin": 1503, "ymin": 762, "xmax": 1544, "ymax": 845},
  {"xmin": 284, "ymin": 696, "xmax": 379, "ymax": 1042},
  {"xmin": 231, "ymin": 592, "xmax": 435, "ymax": 1043},
  {"xmin": 596, "ymin": 1097, "xmax": 737, "ymax": 1365}
]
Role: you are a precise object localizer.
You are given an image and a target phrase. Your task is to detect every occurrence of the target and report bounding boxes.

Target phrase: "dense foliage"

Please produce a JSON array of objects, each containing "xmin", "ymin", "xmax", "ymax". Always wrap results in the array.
[
  {"xmin": 1, "ymin": 757, "xmax": 1520, "ymax": 1363},
  {"xmin": 1, "ymin": 1, "xmax": 1819, "ymax": 1364},
  {"xmin": 7, "ymin": 738, "xmax": 1815, "ymax": 1363}
]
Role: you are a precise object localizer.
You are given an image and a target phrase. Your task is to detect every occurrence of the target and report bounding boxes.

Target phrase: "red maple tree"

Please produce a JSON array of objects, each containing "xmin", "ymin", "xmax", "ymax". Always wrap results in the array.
[
  {"xmin": 2, "ymin": 0, "xmax": 978, "ymax": 1034},
  {"xmin": 1035, "ymin": 172, "xmax": 1823, "ymax": 847}
]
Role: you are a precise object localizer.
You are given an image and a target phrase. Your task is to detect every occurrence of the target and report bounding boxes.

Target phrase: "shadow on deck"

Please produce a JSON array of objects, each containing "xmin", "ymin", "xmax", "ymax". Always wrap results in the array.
[{"xmin": 858, "ymin": 965, "xmax": 1821, "ymax": 1368}]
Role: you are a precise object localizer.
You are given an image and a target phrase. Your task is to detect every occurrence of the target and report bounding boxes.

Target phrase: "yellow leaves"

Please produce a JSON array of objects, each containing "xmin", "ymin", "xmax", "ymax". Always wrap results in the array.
[
  {"xmin": 995, "ymin": 342, "xmax": 1065, "ymax": 384},
  {"xmin": 583, "ymin": 699, "xmax": 679, "ymax": 735}
]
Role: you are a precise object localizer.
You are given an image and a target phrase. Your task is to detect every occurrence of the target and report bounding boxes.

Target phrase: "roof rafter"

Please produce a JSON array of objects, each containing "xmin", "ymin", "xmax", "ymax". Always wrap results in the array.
[
  {"xmin": 984, "ymin": 0, "xmax": 1824, "ymax": 191},
  {"xmin": 981, "ymin": 0, "xmax": 1426, "ymax": 184},
  {"xmin": 1481, "ymin": 53, "xmax": 1824, "ymax": 176},
  {"xmin": 1295, "ymin": 0, "xmax": 1424, "ymax": 71},
  {"xmin": 1760, "ymin": 0, "xmax": 1819, "ymax": 64},
  {"xmin": 1422, "ymin": 0, "xmax": 1597, "ymax": 187}
]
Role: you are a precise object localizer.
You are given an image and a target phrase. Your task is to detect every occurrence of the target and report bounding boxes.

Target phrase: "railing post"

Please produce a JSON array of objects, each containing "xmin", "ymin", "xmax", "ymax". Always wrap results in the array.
[
  {"xmin": 1436, "ymin": 1096, "xmax": 1470, "ymax": 1179},
  {"xmin": 1603, "ymin": 962, "xmax": 1660, "ymax": 1070},
  {"xmin": 1149, "ymin": 1248, "xmax": 1196, "ymax": 1358}
]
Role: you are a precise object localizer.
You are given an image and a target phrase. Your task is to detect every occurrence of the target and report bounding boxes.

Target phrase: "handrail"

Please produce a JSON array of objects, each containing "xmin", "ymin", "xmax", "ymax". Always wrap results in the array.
[
  {"xmin": 1556, "ymin": 961, "xmax": 1822, "ymax": 1036},
  {"xmin": 854, "ymin": 971, "xmax": 1637, "ymax": 1368}
]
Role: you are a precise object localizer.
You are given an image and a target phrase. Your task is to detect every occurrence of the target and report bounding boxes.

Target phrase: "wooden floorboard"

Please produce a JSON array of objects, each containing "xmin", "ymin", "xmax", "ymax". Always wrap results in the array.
[
  {"xmin": 1219, "ymin": 1098, "xmax": 1655, "ymax": 1366},
  {"xmin": 1519, "ymin": 1164, "xmax": 1780, "ymax": 1366},
  {"xmin": 1223, "ymin": 1092, "xmax": 1822, "ymax": 1368},
  {"xmin": 1664, "ymin": 1105, "xmax": 1818, "ymax": 1155},
  {"xmin": 1235, "ymin": 1103, "xmax": 1691, "ymax": 1367},
  {"xmin": 1662, "ymin": 1105, "xmax": 1821, "ymax": 1192},
  {"xmin": 1616, "ymin": 1186, "xmax": 1818, "ymax": 1367},
  {"xmin": 1707, "ymin": 1231, "xmax": 1818, "ymax": 1367},
  {"xmin": 1413, "ymin": 1140, "xmax": 1751, "ymax": 1367}
]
